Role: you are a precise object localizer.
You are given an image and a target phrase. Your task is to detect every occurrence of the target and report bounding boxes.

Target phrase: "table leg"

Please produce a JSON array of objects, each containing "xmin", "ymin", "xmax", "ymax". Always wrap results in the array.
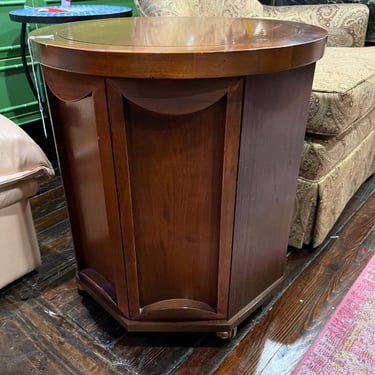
[
  {"xmin": 20, "ymin": 22, "xmax": 49, "ymax": 118},
  {"xmin": 20, "ymin": 22, "xmax": 39, "ymax": 100}
]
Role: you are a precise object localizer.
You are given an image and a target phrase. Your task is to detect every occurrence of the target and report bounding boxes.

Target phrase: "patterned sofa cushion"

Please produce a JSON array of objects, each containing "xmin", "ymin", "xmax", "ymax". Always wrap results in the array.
[
  {"xmin": 290, "ymin": 127, "xmax": 375, "ymax": 248},
  {"xmin": 263, "ymin": 4, "xmax": 369, "ymax": 47},
  {"xmin": 308, "ymin": 47, "xmax": 375, "ymax": 136},
  {"xmin": 300, "ymin": 109, "xmax": 374, "ymax": 180}
]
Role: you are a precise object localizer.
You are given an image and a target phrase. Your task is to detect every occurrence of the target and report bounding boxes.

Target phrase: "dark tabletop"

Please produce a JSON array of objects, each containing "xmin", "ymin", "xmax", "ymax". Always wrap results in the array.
[{"xmin": 9, "ymin": 5, "xmax": 132, "ymax": 24}]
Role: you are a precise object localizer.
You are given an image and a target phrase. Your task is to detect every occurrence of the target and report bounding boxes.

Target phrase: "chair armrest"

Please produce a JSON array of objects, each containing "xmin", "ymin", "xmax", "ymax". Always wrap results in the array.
[
  {"xmin": 0, "ymin": 180, "xmax": 39, "ymax": 209},
  {"xmin": 263, "ymin": 4, "xmax": 369, "ymax": 47},
  {"xmin": 0, "ymin": 114, "xmax": 54, "ymax": 189}
]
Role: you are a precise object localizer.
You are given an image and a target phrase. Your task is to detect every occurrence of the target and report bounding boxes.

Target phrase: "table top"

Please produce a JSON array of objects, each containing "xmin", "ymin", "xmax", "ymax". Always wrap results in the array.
[
  {"xmin": 9, "ymin": 5, "xmax": 132, "ymax": 24},
  {"xmin": 29, "ymin": 16, "xmax": 327, "ymax": 78}
]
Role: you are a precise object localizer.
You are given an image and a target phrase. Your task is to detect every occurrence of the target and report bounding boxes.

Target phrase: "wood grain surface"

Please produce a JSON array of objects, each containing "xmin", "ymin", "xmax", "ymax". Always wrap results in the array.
[
  {"xmin": 32, "ymin": 16, "xmax": 326, "ymax": 333},
  {"xmin": 29, "ymin": 17, "xmax": 327, "ymax": 78},
  {"xmin": 0, "ymin": 173, "xmax": 374, "ymax": 374}
]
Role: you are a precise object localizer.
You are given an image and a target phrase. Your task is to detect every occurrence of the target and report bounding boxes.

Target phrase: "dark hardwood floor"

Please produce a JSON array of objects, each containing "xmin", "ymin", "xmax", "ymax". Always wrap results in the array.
[{"xmin": 1, "ymin": 171, "xmax": 374, "ymax": 375}]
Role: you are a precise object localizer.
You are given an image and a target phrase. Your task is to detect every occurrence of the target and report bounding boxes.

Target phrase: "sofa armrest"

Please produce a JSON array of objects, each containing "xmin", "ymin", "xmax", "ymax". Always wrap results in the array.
[{"xmin": 263, "ymin": 4, "xmax": 369, "ymax": 47}]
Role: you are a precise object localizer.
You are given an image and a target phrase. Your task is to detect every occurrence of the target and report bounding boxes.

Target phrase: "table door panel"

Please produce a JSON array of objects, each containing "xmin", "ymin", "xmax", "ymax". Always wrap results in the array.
[
  {"xmin": 107, "ymin": 78, "xmax": 243, "ymax": 321},
  {"xmin": 42, "ymin": 67, "xmax": 130, "ymax": 317}
]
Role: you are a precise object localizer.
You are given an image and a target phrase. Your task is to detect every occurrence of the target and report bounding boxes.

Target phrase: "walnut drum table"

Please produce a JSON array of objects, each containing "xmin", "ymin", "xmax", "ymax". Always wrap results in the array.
[{"xmin": 30, "ymin": 17, "xmax": 327, "ymax": 337}]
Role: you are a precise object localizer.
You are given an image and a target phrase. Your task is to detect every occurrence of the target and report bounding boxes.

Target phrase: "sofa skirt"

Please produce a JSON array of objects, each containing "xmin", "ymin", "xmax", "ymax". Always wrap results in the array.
[{"xmin": 289, "ymin": 126, "xmax": 375, "ymax": 248}]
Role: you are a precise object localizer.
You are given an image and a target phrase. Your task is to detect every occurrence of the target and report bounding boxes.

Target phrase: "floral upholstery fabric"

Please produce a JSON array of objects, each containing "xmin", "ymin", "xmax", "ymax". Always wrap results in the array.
[
  {"xmin": 297, "ymin": 47, "xmax": 375, "ymax": 182},
  {"xmin": 135, "ymin": 1, "xmax": 369, "ymax": 47},
  {"xmin": 289, "ymin": 179, "xmax": 317, "ymax": 248},
  {"xmin": 290, "ymin": 128, "xmax": 375, "ymax": 248},
  {"xmin": 292, "ymin": 46, "xmax": 375, "ymax": 247},
  {"xmin": 135, "ymin": 0, "xmax": 263, "ymax": 17},
  {"xmin": 308, "ymin": 47, "xmax": 375, "ymax": 136},
  {"xmin": 291, "ymin": 46, "xmax": 375, "ymax": 247},
  {"xmin": 263, "ymin": 4, "xmax": 369, "ymax": 48},
  {"xmin": 300, "ymin": 111, "xmax": 374, "ymax": 180}
]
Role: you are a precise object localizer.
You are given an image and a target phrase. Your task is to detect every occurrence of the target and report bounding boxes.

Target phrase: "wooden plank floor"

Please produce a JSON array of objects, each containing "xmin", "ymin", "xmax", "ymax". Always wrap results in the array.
[{"xmin": 1, "ymin": 172, "xmax": 374, "ymax": 375}]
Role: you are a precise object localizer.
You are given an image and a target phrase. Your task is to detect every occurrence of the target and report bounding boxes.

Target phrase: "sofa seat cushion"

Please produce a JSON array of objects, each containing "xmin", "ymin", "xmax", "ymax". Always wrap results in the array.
[
  {"xmin": 0, "ymin": 114, "xmax": 54, "ymax": 188},
  {"xmin": 308, "ymin": 47, "xmax": 375, "ymax": 136},
  {"xmin": 300, "ymin": 108, "xmax": 374, "ymax": 180}
]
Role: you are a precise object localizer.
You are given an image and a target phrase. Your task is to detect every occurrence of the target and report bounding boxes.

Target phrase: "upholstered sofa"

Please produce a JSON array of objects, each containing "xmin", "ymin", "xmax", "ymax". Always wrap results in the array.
[
  {"xmin": 0, "ymin": 114, "xmax": 54, "ymax": 289},
  {"xmin": 135, "ymin": 0, "xmax": 375, "ymax": 248}
]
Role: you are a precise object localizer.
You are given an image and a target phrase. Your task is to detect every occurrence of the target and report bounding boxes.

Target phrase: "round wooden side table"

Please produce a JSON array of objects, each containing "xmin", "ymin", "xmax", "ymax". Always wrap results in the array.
[{"xmin": 30, "ymin": 16, "xmax": 327, "ymax": 336}]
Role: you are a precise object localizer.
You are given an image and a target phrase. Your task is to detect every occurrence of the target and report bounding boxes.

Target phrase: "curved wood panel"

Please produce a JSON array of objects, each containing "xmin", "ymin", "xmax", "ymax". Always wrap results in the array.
[
  {"xmin": 115, "ymin": 90, "xmax": 225, "ymax": 308},
  {"xmin": 43, "ymin": 69, "xmax": 100, "ymax": 102},
  {"xmin": 43, "ymin": 68, "xmax": 130, "ymax": 317},
  {"xmin": 139, "ymin": 299, "xmax": 218, "ymax": 321},
  {"xmin": 107, "ymin": 77, "xmax": 243, "ymax": 320},
  {"xmin": 78, "ymin": 268, "xmax": 117, "ymax": 304},
  {"xmin": 107, "ymin": 78, "xmax": 241, "ymax": 114}
]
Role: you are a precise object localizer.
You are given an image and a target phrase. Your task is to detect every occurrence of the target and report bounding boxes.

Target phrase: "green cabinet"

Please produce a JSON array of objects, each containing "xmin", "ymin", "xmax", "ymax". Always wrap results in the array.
[{"xmin": 0, "ymin": 0, "xmax": 136, "ymax": 126}]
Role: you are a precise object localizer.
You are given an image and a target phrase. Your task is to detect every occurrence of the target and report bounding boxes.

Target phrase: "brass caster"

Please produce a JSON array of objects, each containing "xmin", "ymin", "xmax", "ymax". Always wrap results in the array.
[{"xmin": 216, "ymin": 326, "xmax": 237, "ymax": 341}]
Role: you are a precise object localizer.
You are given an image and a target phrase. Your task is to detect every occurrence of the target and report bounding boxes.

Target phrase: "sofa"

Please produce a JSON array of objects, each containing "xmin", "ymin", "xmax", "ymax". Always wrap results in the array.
[
  {"xmin": 0, "ymin": 114, "xmax": 54, "ymax": 289},
  {"xmin": 134, "ymin": 0, "xmax": 375, "ymax": 248}
]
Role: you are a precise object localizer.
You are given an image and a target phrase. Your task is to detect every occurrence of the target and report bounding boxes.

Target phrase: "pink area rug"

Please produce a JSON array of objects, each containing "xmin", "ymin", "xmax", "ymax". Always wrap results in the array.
[{"xmin": 292, "ymin": 254, "xmax": 375, "ymax": 374}]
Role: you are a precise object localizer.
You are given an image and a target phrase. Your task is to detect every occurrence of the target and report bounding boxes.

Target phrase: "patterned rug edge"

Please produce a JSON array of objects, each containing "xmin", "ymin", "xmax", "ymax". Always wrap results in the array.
[{"xmin": 292, "ymin": 253, "xmax": 375, "ymax": 374}]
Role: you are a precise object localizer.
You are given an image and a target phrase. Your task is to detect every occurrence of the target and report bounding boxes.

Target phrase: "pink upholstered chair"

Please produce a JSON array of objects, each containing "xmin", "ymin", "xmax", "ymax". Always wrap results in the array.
[{"xmin": 0, "ymin": 114, "xmax": 54, "ymax": 289}]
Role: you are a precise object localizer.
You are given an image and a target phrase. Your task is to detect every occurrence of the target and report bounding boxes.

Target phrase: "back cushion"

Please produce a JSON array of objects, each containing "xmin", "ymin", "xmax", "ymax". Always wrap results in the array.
[{"xmin": 135, "ymin": 0, "xmax": 264, "ymax": 17}]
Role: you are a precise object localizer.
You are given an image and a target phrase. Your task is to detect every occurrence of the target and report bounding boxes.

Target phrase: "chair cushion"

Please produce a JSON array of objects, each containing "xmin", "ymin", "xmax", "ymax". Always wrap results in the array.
[
  {"xmin": 308, "ymin": 46, "xmax": 375, "ymax": 136},
  {"xmin": 0, "ymin": 114, "xmax": 54, "ymax": 188},
  {"xmin": 0, "ymin": 180, "xmax": 39, "ymax": 209}
]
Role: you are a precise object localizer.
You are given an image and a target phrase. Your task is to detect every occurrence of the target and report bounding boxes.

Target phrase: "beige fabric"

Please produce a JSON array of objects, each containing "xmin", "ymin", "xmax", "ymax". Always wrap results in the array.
[
  {"xmin": 0, "ymin": 114, "xmax": 54, "ymax": 188},
  {"xmin": 308, "ymin": 47, "xmax": 375, "ymax": 136},
  {"xmin": 135, "ymin": 1, "xmax": 369, "ymax": 48},
  {"xmin": 263, "ymin": 4, "xmax": 369, "ymax": 47},
  {"xmin": 0, "ymin": 115, "xmax": 53, "ymax": 288},
  {"xmin": 300, "ymin": 109, "xmax": 374, "ymax": 180},
  {"xmin": 0, "ymin": 200, "xmax": 41, "ymax": 289},
  {"xmin": 134, "ymin": 0, "xmax": 263, "ymax": 17},
  {"xmin": 315, "ymin": 130, "xmax": 375, "ymax": 246},
  {"xmin": 293, "ymin": 46, "xmax": 375, "ymax": 247},
  {"xmin": 0, "ymin": 179, "xmax": 39, "ymax": 209},
  {"xmin": 289, "ymin": 178, "xmax": 318, "ymax": 248},
  {"xmin": 290, "ymin": 128, "xmax": 375, "ymax": 248}
]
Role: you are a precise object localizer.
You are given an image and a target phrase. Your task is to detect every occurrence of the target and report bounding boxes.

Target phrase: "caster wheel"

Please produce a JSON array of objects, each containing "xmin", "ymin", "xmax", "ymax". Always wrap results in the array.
[{"xmin": 216, "ymin": 326, "xmax": 237, "ymax": 340}]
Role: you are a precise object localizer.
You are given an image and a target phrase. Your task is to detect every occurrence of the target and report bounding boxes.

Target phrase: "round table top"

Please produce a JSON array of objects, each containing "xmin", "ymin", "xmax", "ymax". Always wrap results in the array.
[
  {"xmin": 29, "ymin": 16, "xmax": 327, "ymax": 78},
  {"xmin": 9, "ymin": 5, "xmax": 132, "ymax": 24}
]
